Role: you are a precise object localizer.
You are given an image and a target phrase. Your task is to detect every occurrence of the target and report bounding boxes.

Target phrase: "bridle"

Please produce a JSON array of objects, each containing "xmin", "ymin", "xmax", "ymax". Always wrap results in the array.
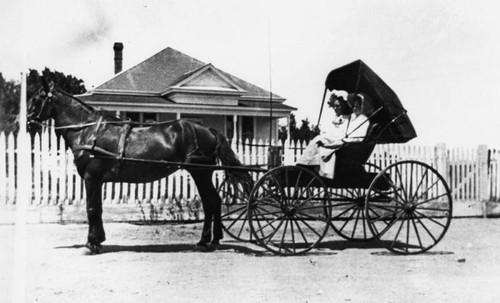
[{"xmin": 28, "ymin": 90, "xmax": 54, "ymax": 123}]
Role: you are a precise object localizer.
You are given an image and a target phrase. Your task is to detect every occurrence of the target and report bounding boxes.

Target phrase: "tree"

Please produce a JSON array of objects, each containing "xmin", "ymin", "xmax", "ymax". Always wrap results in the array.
[
  {"xmin": 0, "ymin": 73, "xmax": 21, "ymax": 133},
  {"xmin": 278, "ymin": 113, "xmax": 321, "ymax": 145},
  {"xmin": 0, "ymin": 68, "xmax": 87, "ymax": 133}
]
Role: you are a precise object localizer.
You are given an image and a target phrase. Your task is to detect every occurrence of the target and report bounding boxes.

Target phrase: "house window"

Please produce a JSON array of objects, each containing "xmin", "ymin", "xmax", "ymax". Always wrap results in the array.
[
  {"xmin": 125, "ymin": 112, "xmax": 140, "ymax": 122},
  {"xmin": 242, "ymin": 116, "xmax": 254, "ymax": 142},
  {"xmin": 143, "ymin": 113, "xmax": 157, "ymax": 123}
]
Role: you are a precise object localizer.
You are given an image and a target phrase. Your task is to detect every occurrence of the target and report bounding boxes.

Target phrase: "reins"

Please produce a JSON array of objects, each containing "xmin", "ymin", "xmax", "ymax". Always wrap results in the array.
[{"xmin": 28, "ymin": 120, "xmax": 100, "ymax": 130}]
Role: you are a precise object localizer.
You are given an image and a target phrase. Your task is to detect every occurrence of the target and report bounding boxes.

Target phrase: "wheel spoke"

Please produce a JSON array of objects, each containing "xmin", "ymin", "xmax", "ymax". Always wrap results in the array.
[
  {"xmin": 373, "ymin": 210, "xmax": 405, "ymax": 238},
  {"xmin": 351, "ymin": 207, "xmax": 362, "ymax": 239},
  {"xmin": 222, "ymin": 204, "xmax": 247, "ymax": 218},
  {"xmin": 409, "ymin": 169, "xmax": 429, "ymax": 202},
  {"xmin": 395, "ymin": 165, "xmax": 409, "ymax": 203},
  {"xmin": 413, "ymin": 192, "xmax": 449, "ymax": 207},
  {"xmin": 292, "ymin": 218, "xmax": 310, "ymax": 246},
  {"xmin": 337, "ymin": 206, "xmax": 358, "ymax": 234},
  {"xmin": 294, "ymin": 188, "xmax": 328, "ymax": 208},
  {"xmin": 412, "ymin": 179, "xmax": 441, "ymax": 204},
  {"xmin": 291, "ymin": 169, "xmax": 304, "ymax": 205},
  {"xmin": 224, "ymin": 208, "xmax": 247, "ymax": 229},
  {"xmin": 413, "ymin": 213, "xmax": 438, "ymax": 242},
  {"xmin": 371, "ymin": 187, "xmax": 406, "ymax": 206},
  {"xmin": 331, "ymin": 203, "xmax": 358, "ymax": 220},
  {"xmin": 251, "ymin": 196, "xmax": 281, "ymax": 208},
  {"xmin": 278, "ymin": 219, "xmax": 290, "ymax": 253},
  {"xmin": 290, "ymin": 217, "xmax": 296, "ymax": 253},
  {"xmin": 293, "ymin": 214, "xmax": 324, "ymax": 238},
  {"xmin": 253, "ymin": 213, "xmax": 282, "ymax": 235},
  {"xmin": 413, "ymin": 209, "xmax": 447, "ymax": 228},
  {"xmin": 410, "ymin": 213, "xmax": 424, "ymax": 250},
  {"xmin": 379, "ymin": 172, "xmax": 407, "ymax": 203},
  {"xmin": 414, "ymin": 206, "xmax": 450, "ymax": 213},
  {"xmin": 390, "ymin": 214, "xmax": 406, "ymax": 249},
  {"xmin": 263, "ymin": 219, "xmax": 285, "ymax": 245}
]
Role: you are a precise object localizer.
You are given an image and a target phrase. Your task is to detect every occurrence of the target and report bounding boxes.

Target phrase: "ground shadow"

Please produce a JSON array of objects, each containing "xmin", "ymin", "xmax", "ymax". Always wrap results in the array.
[
  {"xmin": 314, "ymin": 239, "xmax": 454, "ymax": 256},
  {"xmin": 56, "ymin": 240, "xmax": 452, "ymax": 257},
  {"xmin": 55, "ymin": 242, "xmax": 266, "ymax": 256}
]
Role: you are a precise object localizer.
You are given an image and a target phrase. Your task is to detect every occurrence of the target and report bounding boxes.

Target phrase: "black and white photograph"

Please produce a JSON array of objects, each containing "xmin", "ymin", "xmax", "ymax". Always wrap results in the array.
[{"xmin": 1, "ymin": 0, "xmax": 500, "ymax": 302}]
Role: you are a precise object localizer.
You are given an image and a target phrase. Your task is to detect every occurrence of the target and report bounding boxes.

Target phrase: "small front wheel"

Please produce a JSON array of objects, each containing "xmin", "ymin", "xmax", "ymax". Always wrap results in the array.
[
  {"xmin": 218, "ymin": 177, "xmax": 252, "ymax": 242},
  {"xmin": 248, "ymin": 166, "xmax": 331, "ymax": 256}
]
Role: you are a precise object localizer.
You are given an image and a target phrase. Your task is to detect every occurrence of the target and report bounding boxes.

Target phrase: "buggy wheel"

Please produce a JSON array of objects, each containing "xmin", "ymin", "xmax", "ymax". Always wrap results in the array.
[
  {"xmin": 218, "ymin": 177, "xmax": 252, "ymax": 242},
  {"xmin": 365, "ymin": 160, "xmax": 452, "ymax": 254},
  {"xmin": 328, "ymin": 163, "xmax": 382, "ymax": 242},
  {"xmin": 248, "ymin": 166, "xmax": 331, "ymax": 256}
]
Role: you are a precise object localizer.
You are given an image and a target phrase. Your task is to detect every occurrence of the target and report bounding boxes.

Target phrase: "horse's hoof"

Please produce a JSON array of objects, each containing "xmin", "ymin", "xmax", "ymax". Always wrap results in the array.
[
  {"xmin": 84, "ymin": 242, "xmax": 103, "ymax": 255},
  {"xmin": 195, "ymin": 242, "xmax": 210, "ymax": 252},
  {"xmin": 208, "ymin": 242, "xmax": 220, "ymax": 251}
]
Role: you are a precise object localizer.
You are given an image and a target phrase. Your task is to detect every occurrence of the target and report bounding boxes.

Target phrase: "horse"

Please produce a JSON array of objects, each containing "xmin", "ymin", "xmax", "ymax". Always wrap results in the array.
[{"xmin": 27, "ymin": 78, "xmax": 252, "ymax": 254}]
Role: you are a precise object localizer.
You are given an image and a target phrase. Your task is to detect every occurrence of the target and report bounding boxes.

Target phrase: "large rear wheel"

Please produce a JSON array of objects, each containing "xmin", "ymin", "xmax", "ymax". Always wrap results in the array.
[
  {"xmin": 365, "ymin": 160, "xmax": 452, "ymax": 254},
  {"xmin": 248, "ymin": 166, "xmax": 331, "ymax": 256}
]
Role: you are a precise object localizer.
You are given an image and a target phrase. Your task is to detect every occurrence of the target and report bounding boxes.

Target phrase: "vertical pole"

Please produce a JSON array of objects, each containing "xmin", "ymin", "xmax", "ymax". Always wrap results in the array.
[
  {"xmin": 477, "ymin": 144, "xmax": 489, "ymax": 218},
  {"xmin": 233, "ymin": 115, "xmax": 237, "ymax": 143},
  {"xmin": 267, "ymin": 22, "xmax": 273, "ymax": 147},
  {"xmin": 13, "ymin": 72, "xmax": 29, "ymax": 302}
]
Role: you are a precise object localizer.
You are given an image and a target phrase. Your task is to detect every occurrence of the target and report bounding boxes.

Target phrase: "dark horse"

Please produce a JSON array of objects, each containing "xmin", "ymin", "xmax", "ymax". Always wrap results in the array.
[{"xmin": 27, "ymin": 78, "xmax": 251, "ymax": 254}]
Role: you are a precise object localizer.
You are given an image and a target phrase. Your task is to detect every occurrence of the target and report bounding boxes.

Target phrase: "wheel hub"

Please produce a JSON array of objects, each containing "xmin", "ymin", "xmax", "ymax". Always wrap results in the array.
[
  {"xmin": 354, "ymin": 196, "xmax": 366, "ymax": 207},
  {"xmin": 282, "ymin": 205, "xmax": 296, "ymax": 217},
  {"xmin": 404, "ymin": 203, "xmax": 416, "ymax": 214}
]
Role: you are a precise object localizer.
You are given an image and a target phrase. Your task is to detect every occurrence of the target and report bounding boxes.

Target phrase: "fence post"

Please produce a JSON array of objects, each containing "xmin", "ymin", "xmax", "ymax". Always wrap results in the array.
[
  {"xmin": 434, "ymin": 143, "xmax": 448, "ymax": 183},
  {"xmin": 477, "ymin": 144, "xmax": 489, "ymax": 217}
]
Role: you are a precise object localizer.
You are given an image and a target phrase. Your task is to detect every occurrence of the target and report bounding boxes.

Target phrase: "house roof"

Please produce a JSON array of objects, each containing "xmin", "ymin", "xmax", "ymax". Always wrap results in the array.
[
  {"xmin": 79, "ymin": 93, "xmax": 296, "ymax": 111},
  {"xmin": 94, "ymin": 47, "xmax": 285, "ymax": 100}
]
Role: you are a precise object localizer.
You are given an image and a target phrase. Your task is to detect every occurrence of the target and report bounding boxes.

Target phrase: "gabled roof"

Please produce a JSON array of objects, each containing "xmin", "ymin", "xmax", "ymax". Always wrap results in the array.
[{"xmin": 94, "ymin": 47, "xmax": 284, "ymax": 101}]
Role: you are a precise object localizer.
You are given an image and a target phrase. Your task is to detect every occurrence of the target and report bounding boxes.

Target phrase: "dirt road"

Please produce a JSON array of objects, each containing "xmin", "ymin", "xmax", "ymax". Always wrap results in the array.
[{"xmin": 1, "ymin": 218, "xmax": 500, "ymax": 302}]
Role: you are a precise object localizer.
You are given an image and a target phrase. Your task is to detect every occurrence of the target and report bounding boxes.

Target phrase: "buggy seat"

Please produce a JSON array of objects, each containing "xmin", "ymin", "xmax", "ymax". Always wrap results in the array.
[
  {"xmin": 323, "ymin": 122, "xmax": 379, "ymax": 188},
  {"xmin": 323, "ymin": 93, "xmax": 383, "ymax": 188}
]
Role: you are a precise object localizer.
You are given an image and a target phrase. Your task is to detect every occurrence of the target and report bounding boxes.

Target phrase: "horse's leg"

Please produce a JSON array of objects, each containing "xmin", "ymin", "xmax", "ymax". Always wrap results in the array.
[
  {"xmin": 190, "ymin": 170, "xmax": 223, "ymax": 250},
  {"xmin": 84, "ymin": 178, "xmax": 105, "ymax": 254}
]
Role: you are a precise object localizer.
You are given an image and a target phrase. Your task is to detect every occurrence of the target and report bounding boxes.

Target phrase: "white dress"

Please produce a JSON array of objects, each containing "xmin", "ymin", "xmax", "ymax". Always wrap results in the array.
[
  {"xmin": 296, "ymin": 115, "xmax": 349, "ymax": 167},
  {"xmin": 317, "ymin": 113, "xmax": 369, "ymax": 179}
]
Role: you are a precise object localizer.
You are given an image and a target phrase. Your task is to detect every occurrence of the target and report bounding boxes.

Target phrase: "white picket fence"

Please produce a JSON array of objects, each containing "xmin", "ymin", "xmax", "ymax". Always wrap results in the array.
[{"xmin": 0, "ymin": 128, "xmax": 498, "ymax": 210}]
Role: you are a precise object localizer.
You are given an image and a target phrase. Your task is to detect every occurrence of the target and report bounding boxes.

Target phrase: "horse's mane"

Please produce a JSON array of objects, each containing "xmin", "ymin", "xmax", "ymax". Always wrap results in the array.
[
  {"xmin": 54, "ymin": 88, "xmax": 121, "ymax": 121},
  {"xmin": 55, "ymin": 89, "xmax": 96, "ymax": 113}
]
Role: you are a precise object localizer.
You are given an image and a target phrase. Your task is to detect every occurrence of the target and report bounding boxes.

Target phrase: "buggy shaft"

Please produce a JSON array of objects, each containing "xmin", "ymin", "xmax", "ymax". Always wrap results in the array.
[{"xmin": 89, "ymin": 154, "xmax": 267, "ymax": 173}]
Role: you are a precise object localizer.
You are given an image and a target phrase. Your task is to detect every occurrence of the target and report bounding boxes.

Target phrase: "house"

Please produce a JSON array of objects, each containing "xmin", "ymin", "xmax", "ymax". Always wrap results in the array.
[{"xmin": 78, "ymin": 43, "xmax": 296, "ymax": 142}]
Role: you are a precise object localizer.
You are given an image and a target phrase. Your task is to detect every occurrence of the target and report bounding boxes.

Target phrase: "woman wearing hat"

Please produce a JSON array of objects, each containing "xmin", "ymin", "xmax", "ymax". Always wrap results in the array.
[
  {"xmin": 296, "ymin": 91, "xmax": 352, "ymax": 169},
  {"xmin": 317, "ymin": 93, "xmax": 371, "ymax": 178}
]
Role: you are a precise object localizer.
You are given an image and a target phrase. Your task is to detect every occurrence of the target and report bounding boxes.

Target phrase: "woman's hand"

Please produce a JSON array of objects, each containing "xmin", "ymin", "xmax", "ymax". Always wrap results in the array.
[{"xmin": 321, "ymin": 141, "xmax": 343, "ymax": 149}]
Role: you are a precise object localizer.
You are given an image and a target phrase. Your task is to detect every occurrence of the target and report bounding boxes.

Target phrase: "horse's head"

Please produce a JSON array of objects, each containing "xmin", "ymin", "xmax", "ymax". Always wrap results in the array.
[{"xmin": 27, "ymin": 76, "xmax": 56, "ymax": 125}]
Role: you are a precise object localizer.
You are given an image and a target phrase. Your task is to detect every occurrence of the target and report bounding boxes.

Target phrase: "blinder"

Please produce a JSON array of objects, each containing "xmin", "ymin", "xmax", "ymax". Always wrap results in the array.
[{"xmin": 29, "ymin": 90, "xmax": 54, "ymax": 123}]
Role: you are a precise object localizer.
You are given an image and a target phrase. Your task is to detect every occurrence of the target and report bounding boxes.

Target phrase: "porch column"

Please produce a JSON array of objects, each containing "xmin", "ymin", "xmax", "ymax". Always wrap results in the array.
[
  {"xmin": 233, "ymin": 115, "xmax": 238, "ymax": 142},
  {"xmin": 287, "ymin": 115, "xmax": 291, "ymax": 142},
  {"xmin": 176, "ymin": 112, "xmax": 181, "ymax": 120}
]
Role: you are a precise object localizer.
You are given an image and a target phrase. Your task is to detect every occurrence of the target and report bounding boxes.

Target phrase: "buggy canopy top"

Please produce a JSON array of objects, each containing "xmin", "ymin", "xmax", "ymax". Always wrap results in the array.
[{"xmin": 325, "ymin": 60, "xmax": 417, "ymax": 144}]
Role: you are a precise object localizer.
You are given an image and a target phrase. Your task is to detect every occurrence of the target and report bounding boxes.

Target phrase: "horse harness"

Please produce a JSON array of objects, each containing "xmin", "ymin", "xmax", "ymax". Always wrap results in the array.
[
  {"xmin": 71, "ymin": 119, "xmax": 220, "ymax": 172},
  {"xmin": 73, "ymin": 118, "xmax": 133, "ymax": 174}
]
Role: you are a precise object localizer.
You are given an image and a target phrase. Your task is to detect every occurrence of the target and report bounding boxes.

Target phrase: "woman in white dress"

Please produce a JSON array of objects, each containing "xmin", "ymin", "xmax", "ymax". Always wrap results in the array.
[
  {"xmin": 296, "ymin": 92, "xmax": 352, "ymax": 168},
  {"xmin": 317, "ymin": 93, "xmax": 371, "ymax": 178}
]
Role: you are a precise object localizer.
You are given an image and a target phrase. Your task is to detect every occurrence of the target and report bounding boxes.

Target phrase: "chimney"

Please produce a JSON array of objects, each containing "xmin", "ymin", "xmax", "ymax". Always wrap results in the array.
[{"xmin": 113, "ymin": 42, "xmax": 124, "ymax": 74}]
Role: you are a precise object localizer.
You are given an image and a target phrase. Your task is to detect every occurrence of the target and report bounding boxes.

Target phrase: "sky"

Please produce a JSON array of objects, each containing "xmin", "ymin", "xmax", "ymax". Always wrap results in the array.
[{"xmin": 1, "ymin": 0, "xmax": 499, "ymax": 147}]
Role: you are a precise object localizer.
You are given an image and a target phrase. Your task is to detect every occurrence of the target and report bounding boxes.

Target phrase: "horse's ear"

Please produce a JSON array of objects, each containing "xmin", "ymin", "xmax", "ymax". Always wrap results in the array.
[{"xmin": 41, "ymin": 76, "xmax": 49, "ymax": 93}]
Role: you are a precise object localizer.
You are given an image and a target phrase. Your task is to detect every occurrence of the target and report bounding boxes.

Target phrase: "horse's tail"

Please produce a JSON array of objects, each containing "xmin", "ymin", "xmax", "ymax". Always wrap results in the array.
[{"xmin": 211, "ymin": 129, "xmax": 254, "ymax": 193}]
